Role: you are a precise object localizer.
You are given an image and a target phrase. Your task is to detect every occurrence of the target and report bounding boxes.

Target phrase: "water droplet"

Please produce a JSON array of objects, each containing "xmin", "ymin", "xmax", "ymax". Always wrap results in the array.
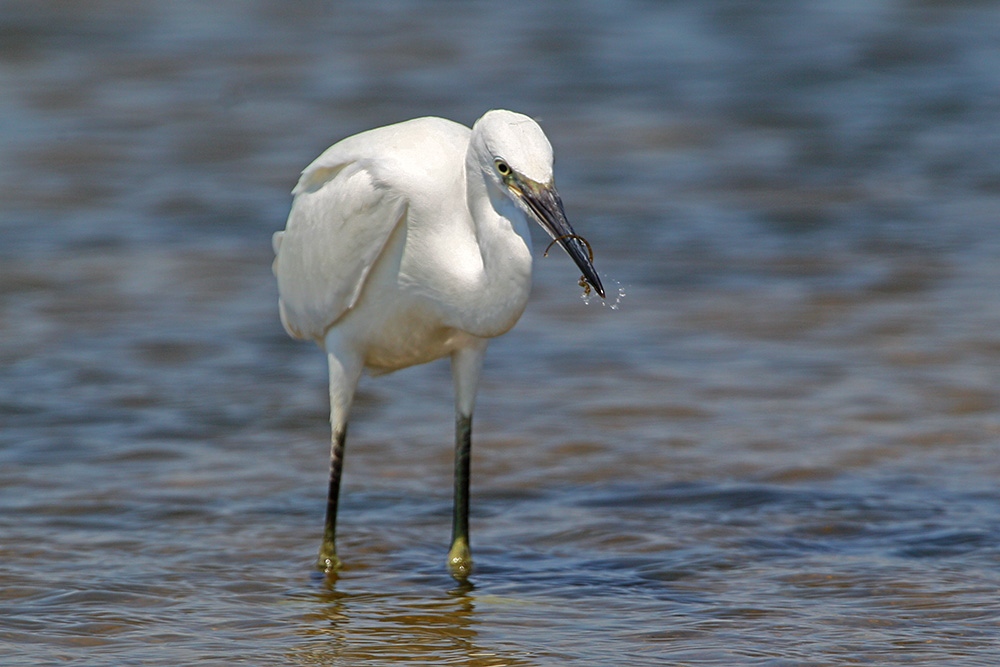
[{"xmin": 580, "ymin": 274, "xmax": 626, "ymax": 311}]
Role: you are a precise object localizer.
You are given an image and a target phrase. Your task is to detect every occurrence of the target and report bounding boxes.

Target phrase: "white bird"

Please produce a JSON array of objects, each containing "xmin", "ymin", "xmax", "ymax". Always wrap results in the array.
[{"xmin": 272, "ymin": 109, "xmax": 603, "ymax": 579}]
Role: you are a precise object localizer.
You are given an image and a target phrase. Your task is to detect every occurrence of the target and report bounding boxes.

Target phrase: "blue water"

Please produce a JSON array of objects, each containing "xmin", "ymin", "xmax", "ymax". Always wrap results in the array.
[{"xmin": 2, "ymin": 1, "xmax": 1000, "ymax": 665}]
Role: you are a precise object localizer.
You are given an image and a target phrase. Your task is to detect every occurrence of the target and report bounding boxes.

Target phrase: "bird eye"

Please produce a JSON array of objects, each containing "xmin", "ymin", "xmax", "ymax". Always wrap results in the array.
[{"xmin": 494, "ymin": 159, "xmax": 511, "ymax": 176}]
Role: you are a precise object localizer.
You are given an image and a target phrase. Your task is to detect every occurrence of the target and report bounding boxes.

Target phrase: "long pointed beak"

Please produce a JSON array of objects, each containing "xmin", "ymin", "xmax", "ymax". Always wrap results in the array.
[{"xmin": 517, "ymin": 183, "xmax": 605, "ymax": 298}]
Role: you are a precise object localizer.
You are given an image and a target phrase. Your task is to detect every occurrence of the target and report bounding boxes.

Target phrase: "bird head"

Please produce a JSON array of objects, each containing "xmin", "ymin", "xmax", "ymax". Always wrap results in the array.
[{"xmin": 471, "ymin": 110, "xmax": 605, "ymax": 299}]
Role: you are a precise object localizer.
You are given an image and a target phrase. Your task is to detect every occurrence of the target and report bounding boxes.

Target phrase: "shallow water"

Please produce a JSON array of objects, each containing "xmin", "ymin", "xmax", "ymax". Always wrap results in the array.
[{"xmin": 3, "ymin": 1, "xmax": 1000, "ymax": 665}]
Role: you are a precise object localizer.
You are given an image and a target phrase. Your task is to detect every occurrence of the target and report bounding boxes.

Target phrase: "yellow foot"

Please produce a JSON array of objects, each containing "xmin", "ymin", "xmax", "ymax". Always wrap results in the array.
[
  {"xmin": 317, "ymin": 549, "xmax": 342, "ymax": 574},
  {"xmin": 447, "ymin": 537, "xmax": 473, "ymax": 580}
]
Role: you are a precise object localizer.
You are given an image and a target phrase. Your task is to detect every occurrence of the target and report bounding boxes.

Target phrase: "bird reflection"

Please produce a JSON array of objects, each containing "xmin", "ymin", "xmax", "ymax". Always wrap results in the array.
[{"xmin": 288, "ymin": 576, "xmax": 537, "ymax": 667}]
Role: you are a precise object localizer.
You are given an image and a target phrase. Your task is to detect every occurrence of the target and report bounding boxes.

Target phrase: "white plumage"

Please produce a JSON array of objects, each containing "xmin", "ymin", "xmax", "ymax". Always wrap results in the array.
[{"xmin": 273, "ymin": 110, "xmax": 603, "ymax": 579}]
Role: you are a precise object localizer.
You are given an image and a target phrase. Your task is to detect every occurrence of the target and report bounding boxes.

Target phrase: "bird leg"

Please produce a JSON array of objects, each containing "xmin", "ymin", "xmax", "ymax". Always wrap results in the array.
[
  {"xmin": 318, "ymin": 425, "xmax": 346, "ymax": 573},
  {"xmin": 448, "ymin": 413, "xmax": 473, "ymax": 579},
  {"xmin": 319, "ymin": 340, "xmax": 362, "ymax": 574},
  {"xmin": 448, "ymin": 343, "xmax": 485, "ymax": 580}
]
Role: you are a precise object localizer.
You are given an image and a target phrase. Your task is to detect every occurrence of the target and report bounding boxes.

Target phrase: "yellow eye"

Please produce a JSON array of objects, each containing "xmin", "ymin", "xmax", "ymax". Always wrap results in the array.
[{"xmin": 494, "ymin": 159, "xmax": 511, "ymax": 176}]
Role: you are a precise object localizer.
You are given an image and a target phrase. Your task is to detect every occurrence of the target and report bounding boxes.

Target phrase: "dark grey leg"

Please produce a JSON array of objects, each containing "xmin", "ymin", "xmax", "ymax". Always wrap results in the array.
[
  {"xmin": 318, "ymin": 425, "xmax": 346, "ymax": 572},
  {"xmin": 447, "ymin": 413, "xmax": 473, "ymax": 579}
]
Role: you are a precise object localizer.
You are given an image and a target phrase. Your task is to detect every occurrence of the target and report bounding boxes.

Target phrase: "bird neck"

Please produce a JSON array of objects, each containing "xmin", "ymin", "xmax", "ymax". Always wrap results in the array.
[{"xmin": 460, "ymin": 157, "xmax": 534, "ymax": 338}]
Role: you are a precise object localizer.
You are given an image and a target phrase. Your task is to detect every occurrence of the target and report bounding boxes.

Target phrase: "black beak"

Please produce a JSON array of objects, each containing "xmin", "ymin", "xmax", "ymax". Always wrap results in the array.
[{"xmin": 518, "ymin": 184, "xmax": 605, "ymax": 299}]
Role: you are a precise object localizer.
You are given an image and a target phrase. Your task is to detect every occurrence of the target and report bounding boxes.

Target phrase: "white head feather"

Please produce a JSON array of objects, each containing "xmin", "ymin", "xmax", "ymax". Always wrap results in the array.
[{"xmin": 469, "ymin": 110, "xmax": 554, "ymax": 186}]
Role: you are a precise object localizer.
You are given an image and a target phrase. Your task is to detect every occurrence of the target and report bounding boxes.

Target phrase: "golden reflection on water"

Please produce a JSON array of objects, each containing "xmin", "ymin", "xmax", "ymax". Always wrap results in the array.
[{"xmin": 290, "ymin": 579, "xmax": 538, "ymax": 667}]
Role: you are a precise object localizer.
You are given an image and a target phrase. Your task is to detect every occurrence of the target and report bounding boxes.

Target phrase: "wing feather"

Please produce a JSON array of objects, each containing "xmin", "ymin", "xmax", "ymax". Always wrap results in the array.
[{"xmin": 273, "ymin": 156, "xmax": 407, "ymax": 340}]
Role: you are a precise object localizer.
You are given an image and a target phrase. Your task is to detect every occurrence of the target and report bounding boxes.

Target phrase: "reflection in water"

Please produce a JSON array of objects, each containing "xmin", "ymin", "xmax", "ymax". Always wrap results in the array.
[{"xmin": 291, "ymin": 578, "xmax": 535, "ymax": 667}]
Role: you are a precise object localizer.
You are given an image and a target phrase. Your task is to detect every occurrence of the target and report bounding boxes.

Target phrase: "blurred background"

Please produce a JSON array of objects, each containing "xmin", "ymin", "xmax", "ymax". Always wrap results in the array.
[{"xmin": 2, "ymin": 1, "xmax": 1000, "ymax": 665}]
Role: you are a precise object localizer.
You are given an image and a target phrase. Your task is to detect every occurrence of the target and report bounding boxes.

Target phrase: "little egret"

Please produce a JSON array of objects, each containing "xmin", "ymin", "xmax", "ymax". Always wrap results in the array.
[{"xmin": 272, "ymin": 109, "xmax": 604, "ymax": 579}]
